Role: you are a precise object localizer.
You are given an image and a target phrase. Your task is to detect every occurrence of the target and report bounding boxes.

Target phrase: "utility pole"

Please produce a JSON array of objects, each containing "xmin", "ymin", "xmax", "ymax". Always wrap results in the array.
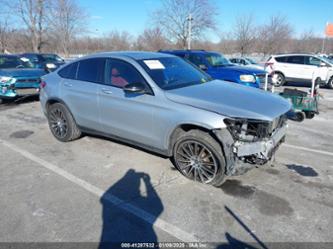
[
  {"xmin": 322, "ymin": 22, "xmax": 328, "ymax": 54},
  {"xmin": 187, "ymin": 13, "xmax": 193, "ymax": 50}
]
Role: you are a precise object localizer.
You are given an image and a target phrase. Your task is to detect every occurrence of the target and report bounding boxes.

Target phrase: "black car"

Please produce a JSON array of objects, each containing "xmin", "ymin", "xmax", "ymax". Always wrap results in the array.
[{"xmin": 20, "ymin": 53, "xmax": 66, "ymax": 72}]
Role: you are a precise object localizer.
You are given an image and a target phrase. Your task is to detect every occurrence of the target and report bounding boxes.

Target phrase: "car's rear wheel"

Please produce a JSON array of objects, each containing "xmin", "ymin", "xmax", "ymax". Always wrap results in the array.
[
  {"xmin": 47, "ymin": 103, "xmax": 81, "ymax": 142},
  {"xmin": 173, "ymin": 130, "xmax": 225, "ymax": 187},
  {"xmin": 273, "ymin": 72, "xmax": 285, "ymax": 87}
]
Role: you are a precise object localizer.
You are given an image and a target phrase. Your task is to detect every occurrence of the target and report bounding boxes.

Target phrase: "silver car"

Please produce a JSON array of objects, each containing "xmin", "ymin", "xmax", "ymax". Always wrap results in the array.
[{"xmin": 40, "ymin": 52, "xmax": 291, "ymax": 187}]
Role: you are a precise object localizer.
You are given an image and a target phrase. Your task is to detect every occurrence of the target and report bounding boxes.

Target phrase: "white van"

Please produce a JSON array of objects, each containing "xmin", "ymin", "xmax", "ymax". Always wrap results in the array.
[{"xmin": 265, "ymin": 54, "xmax": 333, "ymax": 88}]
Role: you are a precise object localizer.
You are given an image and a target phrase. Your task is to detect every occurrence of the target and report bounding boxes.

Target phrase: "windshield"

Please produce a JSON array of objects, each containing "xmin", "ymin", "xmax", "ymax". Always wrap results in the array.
[
  {"xmin": 0, "ymin": 56, "xmax": 34, "ymax": 69},
  {"xmin": 41, "ymin": 54, "xmax": 64, "ymax": 63},
  {"xmin": 138, "ymin": 57, "xmax": 212, "ymax": 90},
  {"xmin": 245, "ymin": 58, "xmax": 257, "ymax": 64},
  {"xmin": 320, "ymin": 57, "xmax": 333, "ymax": 65},
  {"xmin": 205, "ymin": 53, "xmax": 232, "ymax": 67}
]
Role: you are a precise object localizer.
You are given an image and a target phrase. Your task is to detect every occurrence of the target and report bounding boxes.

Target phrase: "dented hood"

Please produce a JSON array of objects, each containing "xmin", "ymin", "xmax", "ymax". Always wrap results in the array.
[{"xmin": 165, "ymin": 80, "xmax": 291, "ymax": 121}]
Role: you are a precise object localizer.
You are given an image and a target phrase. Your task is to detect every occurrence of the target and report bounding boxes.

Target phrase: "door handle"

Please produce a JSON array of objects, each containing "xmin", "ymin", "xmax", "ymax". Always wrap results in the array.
[
  {"xmin": 101, "ymin": 88, "xmax": 113, "ymax": 94},
  {"xmin": 64, "ymin": 82, "xmax": 72, "ymax": 87}
]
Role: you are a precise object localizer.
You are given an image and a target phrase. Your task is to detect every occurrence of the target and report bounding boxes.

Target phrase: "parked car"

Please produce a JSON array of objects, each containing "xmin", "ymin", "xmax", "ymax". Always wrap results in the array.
[
  {"xmin": 159, "ymin": 50, "xmax": 269, "ymax": 88},
  {"xmin": 0, "ymin": 54, "xmax": 47, "ymax": 103},
  {"xmin": 229, "ymin": 57, "xmax": 265, "ymax": 71},
  {"xmin": 40, "ymin": 52, "xmax": 291, "ymax": 187},
  {"xmin": 265, "ymin": 54, "xmax": 333, "ymax": 88},
  {"xmin": 21, "ymin": 53, "xmax": 66, "ymax": 72}
]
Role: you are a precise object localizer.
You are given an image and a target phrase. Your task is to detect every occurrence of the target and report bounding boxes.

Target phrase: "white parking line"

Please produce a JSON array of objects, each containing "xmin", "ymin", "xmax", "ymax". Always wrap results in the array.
[
  {"xmin": 0, "ymin": 139, "xmax": 198, "ymax": 242},
  {"xmin": 284, "ymin": 143, "xmax": 333, "ymax": 157}
]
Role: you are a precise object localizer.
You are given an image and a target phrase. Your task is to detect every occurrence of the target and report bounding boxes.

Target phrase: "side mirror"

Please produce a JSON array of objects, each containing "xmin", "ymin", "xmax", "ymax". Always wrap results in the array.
[
  {"xmin": 199, "ymin": 64, "xmax": 207, "ymax": 71},
  {"xmin": 123, "ymin": 83, "xmax": 146, "ymax": 94},
  {"xmin": 45, "ymin": 63, "xmax": 57, "ymax": 73},
  {"xmin": 320, "ymin": 62, "xmax": 326, "ymax": 67}
]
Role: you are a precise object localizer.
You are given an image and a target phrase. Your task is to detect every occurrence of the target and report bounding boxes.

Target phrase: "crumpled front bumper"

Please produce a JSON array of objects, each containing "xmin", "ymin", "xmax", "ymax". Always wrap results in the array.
[
  {"xmin": 213, "ymin": 124, "xmax": 287, "ymax": 176},
  {"xmin": 233, "ymin": 124, "xmax": 287, "ymax": 158}
]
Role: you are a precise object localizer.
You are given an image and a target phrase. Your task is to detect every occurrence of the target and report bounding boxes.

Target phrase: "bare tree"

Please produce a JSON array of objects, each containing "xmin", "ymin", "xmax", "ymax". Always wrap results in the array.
[
  {"xmin": 257, "ymin": 15, "xmax": 293, "ymax": 56},
  {"xmin": 7, "ymin": 0, "xmax": 49, "ymax": 52},
  {"xmin": 0, "ymin": 17, "xmax": 11, "ymax": 53},
  {"xmin": 102, "ymin": 31, "xmax": 133, "ymax": 51},
  {"xmin": 48, "ymin": 0, "xmax": 87, "ymax": 56},
  {"xmin": 136, "ymin": 28, "xmax": 170, "ymax": 51},
  {"xmin": 234, "ymin": 14, "xmax": 255, "ymax": 56},
  {"xmin": 152, "ymin": 0, "xmax": 218, "ymax": 48},
  {"xmin": 292, "ymin": 30, "xmax": 323, "ymax": 53}
]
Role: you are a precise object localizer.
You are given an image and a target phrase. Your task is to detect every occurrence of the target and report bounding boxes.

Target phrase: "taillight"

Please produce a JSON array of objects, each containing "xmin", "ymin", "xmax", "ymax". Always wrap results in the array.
[{"xmin": 40, "ymin": 81, "xmax": 47, "ymax": 88}]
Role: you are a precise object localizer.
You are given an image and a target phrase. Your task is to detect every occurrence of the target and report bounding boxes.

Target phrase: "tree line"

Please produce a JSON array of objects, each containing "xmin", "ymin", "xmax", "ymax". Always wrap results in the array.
[{"xmin": 0, "ymin": 0, "xmax": 332, "ymax": 58}]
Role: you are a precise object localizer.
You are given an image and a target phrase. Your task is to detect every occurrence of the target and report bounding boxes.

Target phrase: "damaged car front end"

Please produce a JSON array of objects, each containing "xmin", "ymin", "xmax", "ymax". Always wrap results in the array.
[{"xmin": 214, "ymin": 115, "xmax": 288, "ymax": 175}]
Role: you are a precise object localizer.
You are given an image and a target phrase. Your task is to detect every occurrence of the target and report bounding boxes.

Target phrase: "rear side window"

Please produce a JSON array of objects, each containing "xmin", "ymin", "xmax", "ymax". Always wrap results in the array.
[
  {"xmin": 58, "ymin": 62, "xmax": 78, "ymax": 79},
  {"xmin": 275, "ymin": 56, "xmax": 287, "ymax": 63},
  {"xmin": 77, "ymin": 58, "xmax": 106, "ymax": 83},
  {"xmin": 287, "ymin": 56, "xmax": 305, "ymax": 65}
]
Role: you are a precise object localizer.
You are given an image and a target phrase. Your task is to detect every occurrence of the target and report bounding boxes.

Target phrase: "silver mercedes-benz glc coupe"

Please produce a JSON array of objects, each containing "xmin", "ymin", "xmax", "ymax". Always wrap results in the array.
[{"xmin": 40, "ymin": 52, "xmax": 291, "ymax": 187}]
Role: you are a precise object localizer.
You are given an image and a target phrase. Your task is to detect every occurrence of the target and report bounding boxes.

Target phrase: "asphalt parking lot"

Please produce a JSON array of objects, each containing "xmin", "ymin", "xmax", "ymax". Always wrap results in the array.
[{"xmin": 0, "ymin": 87, "xmax": 332, "ymax": 248}]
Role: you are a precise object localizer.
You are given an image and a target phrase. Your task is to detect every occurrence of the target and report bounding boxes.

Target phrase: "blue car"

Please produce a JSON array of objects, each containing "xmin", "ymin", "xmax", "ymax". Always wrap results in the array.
[
  {"xmin": 159, "ymin": 50, "xmax": 268, "ymax": 88},
  {"xmin": 21, "ymin": 53, "xmax": 66, "ymax": 72},
  {"xmin": 0, "ymin": 54, "xmax": 47, "ymax": 103}
]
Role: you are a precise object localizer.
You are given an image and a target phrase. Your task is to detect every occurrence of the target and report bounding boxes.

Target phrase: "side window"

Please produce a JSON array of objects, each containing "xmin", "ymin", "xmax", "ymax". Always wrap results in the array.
[
  {"xmin": 287, "ymin": 56, "xmax": 305, "ymax": 65},
  {"xmin": 175, "ymin": 53, "xmax": 186, "ymax": 58},
  {"xmin": 77, "ymin": 58, "xmax": 105, "ymax": 83},
  {"xmin": 275, "ymin": 56, "xmax": 287, "ymax": 63},
  {"xmin": 23, "ymin": 54, "xmax": 39, "ymax": 63},
  {"xmin": 306, "ymin": 56, "xmax": 321, "ymax": 66},
  {"xmin": 105, "ymin": 59, "xmax": 147, "ymax": 88},
  {"xmin": 58, "ymin": 62, "xmax": 78, "ymax": 79},
  {"xmin": 188, "ymin": 54, "xmax": 204, "ymax": 66}
]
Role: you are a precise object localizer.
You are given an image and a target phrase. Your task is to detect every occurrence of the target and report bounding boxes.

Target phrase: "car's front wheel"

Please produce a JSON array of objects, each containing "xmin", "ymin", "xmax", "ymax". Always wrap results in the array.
[
  {"xmin": 47, "ymin": 103, "xmax": 81, "ymax": 142},
  {"xmin": 173, "ymin": 130, "xmax": 226, "ymax": 187}
]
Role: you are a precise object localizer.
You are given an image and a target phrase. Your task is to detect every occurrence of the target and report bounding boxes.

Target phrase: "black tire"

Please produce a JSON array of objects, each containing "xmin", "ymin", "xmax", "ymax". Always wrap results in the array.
[
  {"xmin": 47, "ymin": 103, "xmax": 81, "ymax": 142},
  {"xmin": 305, "ymin": 111, "xmax": 315, "ymax": 119},
  {"xmin": 172, "ymin": 129, "xmax": 226, "ymax": 187},
  {"xmin": 295, "ymin": 112, "xmax": 306, "ymax": 122},
  {"xmin": 327, "ymin": 77, "xmax": 333, "ymax": 89},
  {"xmin": 273, "ymin": 72, "xmax": 285, "ymax": 87}
]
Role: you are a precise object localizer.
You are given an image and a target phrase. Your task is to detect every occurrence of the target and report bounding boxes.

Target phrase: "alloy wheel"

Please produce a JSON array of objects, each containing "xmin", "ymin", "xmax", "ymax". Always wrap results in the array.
[
  {"xmin": 175, "ymin": 140, "xmax": 218, "ymax": 184},
  {"xmin": 49, "ymin": 108, "xmax": 68, "ymax": 138}
]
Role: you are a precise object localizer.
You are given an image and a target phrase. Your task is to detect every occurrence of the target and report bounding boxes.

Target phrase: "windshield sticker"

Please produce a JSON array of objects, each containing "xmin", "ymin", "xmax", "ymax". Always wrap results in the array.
[{"xmin": 143, "ymin": 60, "xmax": 165, "ymax": 70}]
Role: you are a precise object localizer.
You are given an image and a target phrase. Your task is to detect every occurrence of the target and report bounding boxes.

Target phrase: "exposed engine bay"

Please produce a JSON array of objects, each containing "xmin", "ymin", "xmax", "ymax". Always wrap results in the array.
[{"xmin": 214, "ymin": 115, "xmax": 288, "ymax": 175}]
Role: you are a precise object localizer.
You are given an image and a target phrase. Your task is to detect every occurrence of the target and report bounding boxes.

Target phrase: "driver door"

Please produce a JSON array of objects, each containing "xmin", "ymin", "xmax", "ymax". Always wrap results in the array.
[{"xmin": 98, "ymin": 59, "xmax": 156, "ymax": 147}]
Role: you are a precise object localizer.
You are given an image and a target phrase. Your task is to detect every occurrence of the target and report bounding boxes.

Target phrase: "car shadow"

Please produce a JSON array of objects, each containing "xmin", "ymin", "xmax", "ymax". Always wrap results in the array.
[
  {"xmin": 99, "ymin": 169, "xmax": 164, "ymax": 248},
  {"xmin": 86, "ymin": 133, "xmax": 170, "ymax": 160},
  {"xmin": 0, "ymin": 95, "xmax": 39, "ymax": 107}
]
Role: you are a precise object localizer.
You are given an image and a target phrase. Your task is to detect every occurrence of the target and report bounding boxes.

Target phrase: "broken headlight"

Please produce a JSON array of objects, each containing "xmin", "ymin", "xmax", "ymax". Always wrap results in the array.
[
  {"xmin": 224, "ymin": 116, "xmax": 286, "ymax": 142},
  {"xmin": 0, "ymin": 76, "xmax": 16, "ymax": 84}
]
